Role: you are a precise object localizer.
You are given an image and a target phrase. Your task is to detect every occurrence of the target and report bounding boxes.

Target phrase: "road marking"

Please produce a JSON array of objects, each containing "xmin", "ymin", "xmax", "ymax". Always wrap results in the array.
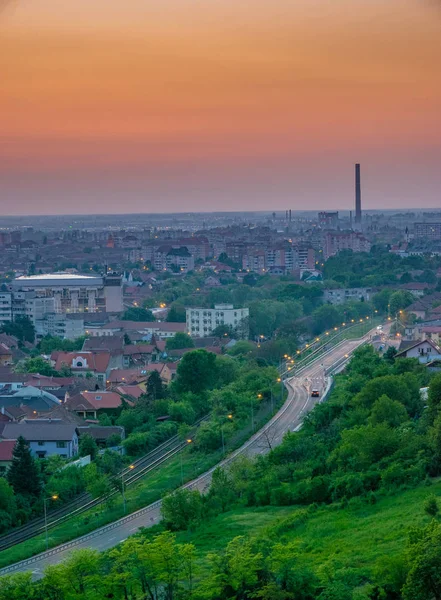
[
  {"xmin": 107, "ymin": 537, "xmax": 116, "ymax": 542},
  {"xmin": 129, "ymin": 526, "xmax": 138, "ymax": 531}
]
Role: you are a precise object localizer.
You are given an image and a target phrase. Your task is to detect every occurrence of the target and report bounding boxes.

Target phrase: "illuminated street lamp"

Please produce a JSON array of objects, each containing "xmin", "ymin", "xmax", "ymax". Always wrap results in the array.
[
  {"xmin": 180, "ymin": 439, "xmax": 193, "ymax": 484},
  {"xmin": 122, "ymin": 464, "xmax": 135, "ymax": 515},
  {"xmin": 44, "ymin": 494, "xmax": 59, "ymax": 550}
]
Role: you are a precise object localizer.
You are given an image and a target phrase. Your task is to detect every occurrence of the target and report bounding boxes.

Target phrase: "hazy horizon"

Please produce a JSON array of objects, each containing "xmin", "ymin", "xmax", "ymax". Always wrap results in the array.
[{"xmin": 1, "ymin": 0, "xmax": 440, "ymax": 215}]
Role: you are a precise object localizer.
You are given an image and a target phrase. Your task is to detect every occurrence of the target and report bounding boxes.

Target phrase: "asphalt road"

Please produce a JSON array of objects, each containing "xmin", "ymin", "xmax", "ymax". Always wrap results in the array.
[{"xmin": 0, "ymin": 331, "xmax": 375, "ymax": 578}]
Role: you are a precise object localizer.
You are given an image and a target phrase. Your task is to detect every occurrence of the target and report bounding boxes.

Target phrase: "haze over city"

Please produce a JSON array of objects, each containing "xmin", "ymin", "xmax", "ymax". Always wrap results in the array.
[{"xmin": 1, "ymin": 0, "xmax": 440, "ymax": 215}]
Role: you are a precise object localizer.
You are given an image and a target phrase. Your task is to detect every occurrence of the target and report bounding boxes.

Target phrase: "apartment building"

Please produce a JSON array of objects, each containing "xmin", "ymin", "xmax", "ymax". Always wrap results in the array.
[
  {"xmin": 324, "ymin": 287, "xmax": 372, "ymax": 305},
  {"xmin": 0, "ymin": 291, "xmax": 55, "ymax": 325},
  {"xmin": 323, "ymin": 232, "xmax": 371, "ymax": 260},
  {"xmin": 414, "ymin": 223, "xmax": 441, "ymax": 240},
  {"xmin": 186, "ymin": 304, "xmax": 249, "ymax": 338},
  {"xmin": 318, "ymin": 212, "xmax": 339, "ymax": 229}
]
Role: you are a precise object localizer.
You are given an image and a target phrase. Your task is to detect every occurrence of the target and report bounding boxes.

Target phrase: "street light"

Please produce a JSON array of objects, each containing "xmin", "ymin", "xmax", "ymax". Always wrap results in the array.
[
  {"xmin": 221, "ymin": 415, "xmax": 233, "ymax": 456},
  {"xmin": 180, "ymin": 439, "xmax": 193, "ymax": 485},
  {"xmin": 44, "ymin": 494, "xmax": 59, "ymax": 550},
  {"xmin": 122, "ymin": 464, "xmax": 135, "ymax": 515}
]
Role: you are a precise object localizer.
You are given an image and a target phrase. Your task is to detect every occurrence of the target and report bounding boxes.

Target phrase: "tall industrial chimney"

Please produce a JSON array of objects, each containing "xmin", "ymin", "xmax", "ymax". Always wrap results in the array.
[{"xmin": 355, "ymin": 163, "xmax": 362, "ymax": 225}]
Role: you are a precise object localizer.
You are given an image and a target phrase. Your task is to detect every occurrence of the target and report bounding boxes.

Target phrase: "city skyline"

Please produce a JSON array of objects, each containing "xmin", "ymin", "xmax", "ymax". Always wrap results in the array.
[{"xmin": 1, "ymin": 0, "xmax": 440, "ymax": 215}]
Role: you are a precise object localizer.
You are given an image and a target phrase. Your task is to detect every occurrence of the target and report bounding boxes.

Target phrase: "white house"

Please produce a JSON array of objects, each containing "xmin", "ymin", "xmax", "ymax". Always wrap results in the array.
[{"xmin": 396, "ymin": 338, "xmax": 441, "ymax": 364}]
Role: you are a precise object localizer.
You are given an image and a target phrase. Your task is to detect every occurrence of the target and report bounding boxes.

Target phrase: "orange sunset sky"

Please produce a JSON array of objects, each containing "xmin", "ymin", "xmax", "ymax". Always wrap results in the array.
[{"xmin": 1, "ymin": 0, "xmax": 440, "ymax": 214}]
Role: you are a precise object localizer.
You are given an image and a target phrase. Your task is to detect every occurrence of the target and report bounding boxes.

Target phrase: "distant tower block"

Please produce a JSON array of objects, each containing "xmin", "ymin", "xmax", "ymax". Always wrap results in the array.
[{"xmin": 355, "ymin": 163, "xmax": 362, "ymax": 224}]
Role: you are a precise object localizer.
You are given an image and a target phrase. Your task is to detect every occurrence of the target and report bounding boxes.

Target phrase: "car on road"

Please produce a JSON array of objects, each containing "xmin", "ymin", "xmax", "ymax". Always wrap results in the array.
[
  {"xmin": 311, "ymin": 389, "xmax": 320, "ymax": 397},
  {"xmin": 376, "ymin": 325, "xmax": 383, "ymax": 331}
]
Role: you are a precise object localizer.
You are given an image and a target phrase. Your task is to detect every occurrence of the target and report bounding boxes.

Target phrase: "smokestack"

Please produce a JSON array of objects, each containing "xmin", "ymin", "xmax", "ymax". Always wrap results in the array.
[
  {"xmin": 355, "ymin": 163, "xmax": 361, "ymax": 224},
  {"xmin": 289, "ymin": 209, "xmax": 292, "ymax": 222},
  {"xmin": 285, "ymin": 210, "xmax": 288, "ymax": 221},
  {"xmin": 349, "ymin": 210, "xmax": 353, "ymax": 230}
]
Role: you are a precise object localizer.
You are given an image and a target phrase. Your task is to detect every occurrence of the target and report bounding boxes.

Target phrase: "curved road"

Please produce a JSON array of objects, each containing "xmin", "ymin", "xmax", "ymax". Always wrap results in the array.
[{"xmin": 0, "ymin": 330, "xmax": 377, "ymax": 579}]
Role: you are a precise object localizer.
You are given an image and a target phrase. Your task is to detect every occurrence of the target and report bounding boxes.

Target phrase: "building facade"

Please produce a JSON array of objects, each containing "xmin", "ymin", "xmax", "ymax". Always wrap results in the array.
[
  {"xmin": 324, "ymin": 287, "xmax": 372, "ymax": 305},
  {"xmin": 11, "ymin": 272, "xmax": 123, "ymax": 314},
  {"xmin": 186, "ymin": 304, "xmax": 249, "ymax": 338}
]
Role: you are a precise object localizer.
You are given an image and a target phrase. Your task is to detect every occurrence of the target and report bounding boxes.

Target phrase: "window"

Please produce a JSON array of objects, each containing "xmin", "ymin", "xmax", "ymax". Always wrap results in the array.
[
  {"xmin": 56, "ymin": 441, "xmax": 66, "ymax": 448},
  {"xmin": 38, "ymin": 441, "xmax": 45, "ymax": 446}
]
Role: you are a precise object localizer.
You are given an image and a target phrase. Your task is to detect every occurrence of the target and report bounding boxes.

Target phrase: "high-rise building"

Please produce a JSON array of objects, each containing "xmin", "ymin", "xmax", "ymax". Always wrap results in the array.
[{"xmin": 355, "ymin": 163, "xmax": 362, "ymax": 225}]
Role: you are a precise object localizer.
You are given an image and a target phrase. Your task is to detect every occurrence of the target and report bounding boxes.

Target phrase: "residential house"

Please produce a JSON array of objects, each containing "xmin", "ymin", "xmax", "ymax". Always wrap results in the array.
[
  {"xmin": 396, "ymin": 338, "xmax": 441, "ymax": 364},
  {"xmin": 115, "ymin": 385, "xmax": 145, "ymax": 401},
  {"xmin": 77, "ymin": 425, "xmax": 125, "ymax": 448},
  {"xmin": 0, "ymin": 385, "xmax": 61, "ymax": 416},
  {"xmin": 51, "ymin": 351, "xmax": 113, "ymax": 386},
  {"xmin": 65, "ymin": 391, "xmax": 133, "ymax": 419},
  {"xmin": 0, "ymin": 343, "xmax": 12, "ymax": 366},
  {"xmin": 122, "ymin": 343, "xmax": 164, "ymax": 368},
  {"xmin": 91, "ymin": 321, "xmax": 186, "ymax": 340},
  {"xmin": 1, "ymin": 420, "xmax": 78, "ymax": 459},
  {"xmin": 108, "ymin": 363, "xmax": 174, "ymax": 386},
  {"xmin": 0, "ymin": 439, "xmax": 16, "ymax": 474},
  {"xmin": 401, "ymin": 282, "xmax": 433, "ymax": 298}
]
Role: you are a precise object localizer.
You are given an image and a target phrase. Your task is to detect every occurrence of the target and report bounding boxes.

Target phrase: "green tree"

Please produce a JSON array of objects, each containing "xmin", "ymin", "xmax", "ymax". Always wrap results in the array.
[
  {"xmin": 7, "ymin": 436, "xmax": 42, "ymax": 499},
  {"xmin": 122, "ymin": 307, "xmax": 156, "ymax": 321},
  {"xmin": 79, "ymin": 434, "xmax": 98, "ymax": 460},
  {"xmin": 166, "ymin": 332, "xmax": 195, "ymax": 351},
  {"xmin": 424, "ymin": 495, "xmax": 439, "ymax": 517},
  {"xmin": 146, "ymin": 370, "xmax": 165, "ymax": 399},
  {"xmin": 400, "ymin": 272, "xmax": 413, "ymax": 284},
  {"xmin": 211, "ymin": 323, "xmax": 236, "ymax": 338},
  {"xmin": 389, "ymin": 290, "xmax": 414, "ymax": 316},
  {"xmin": 203, "ymin": 536, "xmax": 264, "ymax": 599},
  {"xmin": 175, "ymin": 349, "xmax": 218, "ymax": 394},
  {"xmin": 0, "ymin": 478, "xmax": 16, "ymax": 533},
  {"xmin": 0, "ymin": 316, "xmax": 35, "ymax": 343},
  {"xmin": 0, "ymin": 573, "xmax": 34, "ymax": 600},
  {"xmin": 369, "ymin": 394, "xmax": 409, "ymax": 427},
  {"xmin": 166, "ymin": 303, "xmax": 186, "ymax": 322},
  {"xmin": 428, "ymin": 373, "xmax": 441, "ymax": 419},
  {"xmin": 18, "ymin": 356, "xmax": 57, "ymax": 376},
  {"xmin": 161, "ymin": 489, "xmax": 204, "ymax": 531},
  {"xmin": 402, "ymin": 521, "xmax": 441, "ymax": 600},
  {"xmin": 168, "ymin": 401, "xmax": 196, "ymax": 424}
]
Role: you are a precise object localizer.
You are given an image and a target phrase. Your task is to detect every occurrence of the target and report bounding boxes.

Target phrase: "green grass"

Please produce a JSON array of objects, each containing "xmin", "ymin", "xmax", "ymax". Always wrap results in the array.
[{"xmin": 176, "ymin": 479, "xmax": 441, "ymax": 581}]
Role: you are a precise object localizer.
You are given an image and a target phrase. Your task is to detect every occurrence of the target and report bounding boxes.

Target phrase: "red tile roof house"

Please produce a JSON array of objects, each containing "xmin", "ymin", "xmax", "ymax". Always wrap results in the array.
[
  {"xmin": 65, "ymin": 391, "xmax": 133, "ymax": 420},
  {"xmin": 0, "ymin": 343, "xmax": 13, "ymax": 366},
  {"xmin": 115, "ymin": 385, "xmax": 145, "ymax": 401},
  {"xmin": 51, "ymin": 351, "xmax": 116, "ymax": 387},
  {"xmin": 0, "ymin": 439, "xmax": 16, "ymax": 474},
  {"xmin": 107, "ymin": 363, "xmax": 174, "ymax": 386},
  {"xmin": 122, "ymin": 343, "xmax": 164, "ymax": 368}
]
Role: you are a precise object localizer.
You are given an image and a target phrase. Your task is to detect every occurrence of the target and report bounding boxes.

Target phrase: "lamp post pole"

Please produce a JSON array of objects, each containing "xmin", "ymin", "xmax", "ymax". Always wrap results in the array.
[
  {"xmin": 122, "ymin": 464, "xmax": 135, "ymax": 515},
  {"xmin": 44, "ymin": 495, "xmax": 59, "ymax": 550}
]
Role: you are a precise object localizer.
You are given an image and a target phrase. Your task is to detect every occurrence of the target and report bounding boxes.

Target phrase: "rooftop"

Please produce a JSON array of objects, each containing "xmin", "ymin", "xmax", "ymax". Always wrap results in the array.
[{"xmin": 15, "ymin": 272, "xmax": 101, "ymax": 282}]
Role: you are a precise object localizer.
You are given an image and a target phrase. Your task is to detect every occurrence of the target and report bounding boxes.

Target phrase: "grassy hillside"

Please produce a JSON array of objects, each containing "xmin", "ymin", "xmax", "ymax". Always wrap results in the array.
[{"xmin": 177, "ymin": 479, "xmax": 439, "ymax": 589}]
